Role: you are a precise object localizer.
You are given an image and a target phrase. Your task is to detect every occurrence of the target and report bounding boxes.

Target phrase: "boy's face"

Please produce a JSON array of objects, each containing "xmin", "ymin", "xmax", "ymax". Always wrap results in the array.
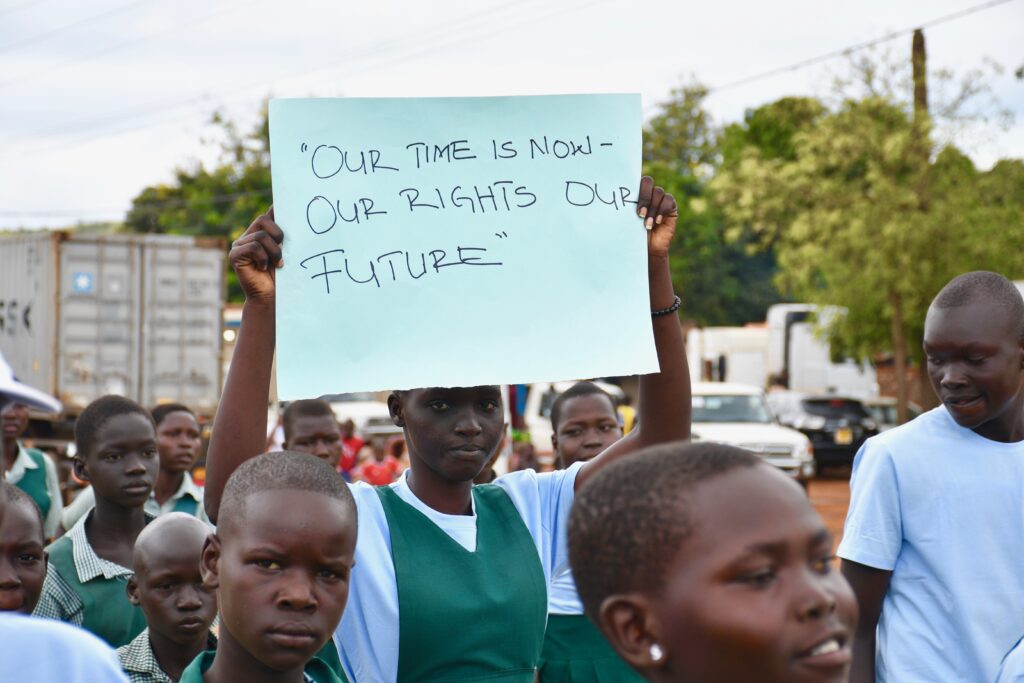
[
  {"xmin": 1, "ymin": 402, "xmax": 29, "ymax": 442},
  {"xmin": 202, "ymin": 489, "xmax": 356, "ymax": 672},
  {"xmin": 552, "ymin": 394, "xmax": 622, "ymax": 467},
  {"xmin": 156, "ymin": 411, "xmax": 202, "ymax": 476},
  {"xmin": 0, "ymin": 499, "xmax": 46, "ymax": 614},
  {"xmin": 286, "ymin": 416, "xmax": 343, "ymax": 467},
  {"xmin": 127, "ymin": 521, "xmax": 216, "ymax": 645},
  {"xmin": 924, "ymin": 302, "xmax": 1024, "ymax": 440},
  {"xmin": 77, "ymin": 413, "xmax": 159, "ymax": 508},
  {"xmin": 639, "ymin": 466, "xmax": 857, "ymax": 683},
  {"xmin": 390, "ymin": 386, "xmax": 504, "ymax": 482}
]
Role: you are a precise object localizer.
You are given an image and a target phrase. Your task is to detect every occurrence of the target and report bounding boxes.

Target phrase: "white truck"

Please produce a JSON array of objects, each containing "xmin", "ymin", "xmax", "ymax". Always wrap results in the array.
[{"xmin": 0, "ymin": 231, "xmax": 226, "ymax": 426}]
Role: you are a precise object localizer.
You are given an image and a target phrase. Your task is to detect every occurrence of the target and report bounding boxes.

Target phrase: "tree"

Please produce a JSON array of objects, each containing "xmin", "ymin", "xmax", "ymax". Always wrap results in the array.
[
  {"xmin": 125, "ymin": 108, "xmax": 273, "ymax": 300},
  {"xmin": 712, "ymin": 90, "xmax": 1024, "ymax": 419},
  {"xmin": 643, "ymin": 84, "xmax": 785, "ymax": 326}
]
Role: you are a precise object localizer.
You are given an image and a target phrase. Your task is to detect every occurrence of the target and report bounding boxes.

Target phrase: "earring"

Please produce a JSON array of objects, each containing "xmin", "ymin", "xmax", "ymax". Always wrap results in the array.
[{"xmin": 650, "ymin": 643, "xmax": 664, "ymax": 662}]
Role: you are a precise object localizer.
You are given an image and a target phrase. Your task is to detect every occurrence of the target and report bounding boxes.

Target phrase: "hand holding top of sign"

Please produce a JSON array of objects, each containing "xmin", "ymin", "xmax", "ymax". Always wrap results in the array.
[
  {"xmin": 229, "ymin": 207, "xmax": 284, "ymax": 308},
  {"xmin": 637, "ymin": 175, "xmax": 679, "ymax": 261}
]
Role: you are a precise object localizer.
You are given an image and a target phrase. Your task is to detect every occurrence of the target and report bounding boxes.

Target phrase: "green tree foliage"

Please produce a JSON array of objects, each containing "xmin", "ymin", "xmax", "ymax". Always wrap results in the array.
[
  {"xmin": 643, "ymin": 84, "xmax": 785, "ymax": 325},
  {"xmin": 712, "ymin": 95, "xmax": 1024, "ymax": 400},
  {"xmin": 125, "ymin": 109, "xmax": 272, "ymax": 300}
]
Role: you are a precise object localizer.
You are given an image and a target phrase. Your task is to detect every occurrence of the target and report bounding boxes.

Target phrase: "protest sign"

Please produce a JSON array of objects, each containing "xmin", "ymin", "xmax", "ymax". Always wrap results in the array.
[{"xmin": 269, "ymin": 94, "xmax": 658, "ymax": 399}]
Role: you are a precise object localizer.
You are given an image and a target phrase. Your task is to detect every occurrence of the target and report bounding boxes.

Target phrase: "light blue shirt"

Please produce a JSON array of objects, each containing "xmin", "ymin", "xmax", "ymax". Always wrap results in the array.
[
  {"xmin": 997, "ymin": 637, "xmax": 1024, "ymax": 682},
  {"xmin": 837, "ymin": 407, "xmax": 1024, "ymax": 683},
  {"xmin": 0, "ymin": 612, "xmax": 128, "ymax": 681},
  {"xmin": 336, "ymin": 462, "xmax": 582, "ymax": 683},
  {"xmin": 548, "ymin": 567, "xmax": 584, "ymax": 615}
]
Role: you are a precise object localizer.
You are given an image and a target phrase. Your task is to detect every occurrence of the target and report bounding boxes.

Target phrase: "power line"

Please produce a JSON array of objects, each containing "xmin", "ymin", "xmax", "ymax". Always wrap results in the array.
[
  {"xmin": 708, "ymin": 0, "xmax": 1021, "ymax": 93},
  {"xmin": 0, "ymin": 0, "xmax": 152, "ymax": 54},
  {"xmin": 9, "ymin": 0, "xmax": 601, "ymax": 149},
  {"xmin": 0, "ymin": 0, "xmax": 263, "ymax": 88}
]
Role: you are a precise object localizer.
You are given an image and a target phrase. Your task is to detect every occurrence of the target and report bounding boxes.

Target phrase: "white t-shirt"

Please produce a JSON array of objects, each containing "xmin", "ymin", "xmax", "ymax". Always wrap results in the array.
[
  {"xmin": 837, "ymin": 407, "xmax": 1024, "ymax": 682},
  {"xmin": 336, "ymin": 462, "xmax": 583, "ymax": 683},
  {"xmin": 0, "ymin": 612, "xmax": 128, "ymax": 681}
]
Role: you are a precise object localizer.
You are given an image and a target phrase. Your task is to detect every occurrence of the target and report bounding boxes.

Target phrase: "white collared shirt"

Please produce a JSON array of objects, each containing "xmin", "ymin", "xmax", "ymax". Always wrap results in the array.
[{"xmin": 5, "ymin": 443, "xmax": 63, "ymax": 538}]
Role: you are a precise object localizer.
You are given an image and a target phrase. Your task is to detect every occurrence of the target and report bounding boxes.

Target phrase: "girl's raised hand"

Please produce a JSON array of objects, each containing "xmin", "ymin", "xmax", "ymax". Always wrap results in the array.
[
  {"xmin": 636, "ymin": 176, "xmax": 678, "ymax": 260},
  {"xmin": 229, "ymin": 207, "xmax": 284, "ymax": 307}
]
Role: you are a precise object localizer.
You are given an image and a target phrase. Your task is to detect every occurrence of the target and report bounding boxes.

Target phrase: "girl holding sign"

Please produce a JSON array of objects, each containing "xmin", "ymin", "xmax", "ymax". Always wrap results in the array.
[{"xmin": 203, "ymin": 175, "xmax": 690, "ymax": 683}]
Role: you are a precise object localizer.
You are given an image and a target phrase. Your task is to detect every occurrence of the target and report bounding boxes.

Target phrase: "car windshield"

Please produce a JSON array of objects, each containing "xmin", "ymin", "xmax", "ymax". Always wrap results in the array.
[
  {"xmin": 802, "ymin": 398, "xmax": 871, "ymax": 420},
  {"xmin": 692, "ymin": 394, "xmax": 773, "ymax": 423}
]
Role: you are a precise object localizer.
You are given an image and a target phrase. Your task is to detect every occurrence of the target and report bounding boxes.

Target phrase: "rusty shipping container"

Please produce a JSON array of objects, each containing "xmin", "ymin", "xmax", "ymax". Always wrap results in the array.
[{"xmin": 0, "ymin": 232, "xmax": 226, "ymax": 416}]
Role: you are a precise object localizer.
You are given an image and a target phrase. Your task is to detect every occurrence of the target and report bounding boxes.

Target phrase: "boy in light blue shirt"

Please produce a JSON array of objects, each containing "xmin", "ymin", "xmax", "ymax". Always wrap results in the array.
[{"xmin": 839, "ymin": 271, "xmax": 1024, "ymax": 683}]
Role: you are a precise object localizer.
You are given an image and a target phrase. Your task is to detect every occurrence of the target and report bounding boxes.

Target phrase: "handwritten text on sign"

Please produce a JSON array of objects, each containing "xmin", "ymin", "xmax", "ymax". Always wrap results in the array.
[{"xmin": 270, "ymin": 95, "xmax": 658, "ymax": 398}]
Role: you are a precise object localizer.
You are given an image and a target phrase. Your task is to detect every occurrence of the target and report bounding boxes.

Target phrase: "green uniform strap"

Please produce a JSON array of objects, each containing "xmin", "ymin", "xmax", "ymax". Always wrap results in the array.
[
  {"xmin": 15, "ymin": 447, "xmax": 52, "ymax": 520},
  {"xmin": 376, "ymin": 484, "xmax": 547, "ymax": 683},
  {"xmin": 171, "ymin": 495, "xmax": 199, "ymax": 516},
  {"xmin": 46, "ymin": 535, "xmax": 148, "ymax": 648},
  {"xmin": 538, "ymin": 614, "xmax": 645, "ymax": 682}
]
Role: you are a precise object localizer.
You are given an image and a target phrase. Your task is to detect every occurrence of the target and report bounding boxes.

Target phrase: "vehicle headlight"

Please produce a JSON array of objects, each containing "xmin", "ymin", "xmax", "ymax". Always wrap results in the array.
[{"xmin": 796, "ymin": 415, "xmax": 827, "ymax": 430}]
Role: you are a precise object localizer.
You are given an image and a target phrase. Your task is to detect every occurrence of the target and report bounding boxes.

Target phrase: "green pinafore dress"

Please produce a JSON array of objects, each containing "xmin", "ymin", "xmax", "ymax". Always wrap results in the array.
[
  {"xmin": 178, "ymin": 650, "xmax": 345, "ymax": 683},
  {"xmin": 375, "ymin": 484, "xmax": 548, "ymax": 683},
  {"xmin": 46, "ymin": 536, "xmax": 148, "ymax": 647},
  {"xmin": 14, "ymin": 448, "xmax": 52, "ymax": 520},
  {"xmin": 538, "ymin": 614, "xmax": 645, "ymax": 682}
]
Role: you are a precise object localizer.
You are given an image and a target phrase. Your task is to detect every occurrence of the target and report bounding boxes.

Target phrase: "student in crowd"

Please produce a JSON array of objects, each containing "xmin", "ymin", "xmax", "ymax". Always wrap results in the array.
[
  {"xmin": 203, "ymin": 175, "xmax": 689, "ymax": 683},
  {"xmin": 63, "ymin": 402, "xmax": 211, "ymax": 530},
  {"xmin": 35, "ymin": 395, "xmax": 157, "ymax": 647},
  {"xmin": 180, "ymin": 451, "xmax": 355, "ymax": 683},
  {"xmin": 840, "ymin": 271, "xmax": 1024, "ymax": 683},
  {"xmin": 357, "ymin": 437, "xmax": 402, "ymax": 486},
  {"xmin": 0, "ymin": 485, "xmax": 47, "ymax": 614},
  {"xmin": 339, "ymin": 419, "xmax": 363, "ymax": 480},
  {"xmin": 0, "ymin": 381, "xmax": 128, "ymax": 682},
  {"xmin": 540, "ymin": 382, "xmax": 649, "ymax": 681},
  {"xmin": 570, "ymin": 442, "xmax": 858, "ymax": 683},
  {"xmin": 119, "ymin": 513, "xmax": 218, "ymax": 683},
  {"xmin": 283, "ymin": 399, "xmax": 344, "ymax": 470},
  {"xmin": 2, "ymin": 400, "xmax": 63, "ymax": 539}
]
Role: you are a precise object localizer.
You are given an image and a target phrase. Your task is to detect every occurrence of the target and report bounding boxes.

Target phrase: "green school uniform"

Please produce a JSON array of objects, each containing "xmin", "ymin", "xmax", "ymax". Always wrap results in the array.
[
  {"xmin": 314, "ymin": 639, "xmax": 345, "ymax": 680},
  {"xmin": 376, "ymin": 484, "xmax": 547, "ymax": 683},
  {"xmin": 177, "ymin": 651, "xmax": 345, "ymax": 683},
  {"xmin": 538, "ymin": 615, "xmax": 645, "ymax": 682},
  {"xmin": 35, "ymin": 512, "xmax": 150, "ymax": 648},
  {"xmin": 13, "ymin": 447, "xmax": 51, "ymax": 520}
]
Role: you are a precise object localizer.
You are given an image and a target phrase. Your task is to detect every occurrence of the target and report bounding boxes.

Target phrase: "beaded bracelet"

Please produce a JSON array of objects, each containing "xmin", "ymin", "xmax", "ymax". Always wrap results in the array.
[{"xmin": 652, "ymin": 295, "xmax": 682, "ymax": 317}]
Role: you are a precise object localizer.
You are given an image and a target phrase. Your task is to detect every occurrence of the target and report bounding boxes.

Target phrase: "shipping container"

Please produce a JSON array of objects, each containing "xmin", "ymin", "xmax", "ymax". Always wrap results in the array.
[{"xmin": 0, "ymin": 231, "xmax": 226, "ymax": 416}]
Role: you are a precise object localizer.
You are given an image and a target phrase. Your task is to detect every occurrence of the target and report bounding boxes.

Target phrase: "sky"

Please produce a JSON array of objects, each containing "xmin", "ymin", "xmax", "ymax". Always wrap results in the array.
[{"xmin": 0, "ymin": 0, "xmax": 1021, "ymax": 230}]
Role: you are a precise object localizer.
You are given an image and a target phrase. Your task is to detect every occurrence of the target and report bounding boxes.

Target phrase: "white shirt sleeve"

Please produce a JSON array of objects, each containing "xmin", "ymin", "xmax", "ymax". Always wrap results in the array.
[
  {"xmin": 41, "ymin": 453, "xmax": 64, "ymax": 538},
  {"xmin": 836, "ymin": 441, "xmax": 903, "ymax": 571}
]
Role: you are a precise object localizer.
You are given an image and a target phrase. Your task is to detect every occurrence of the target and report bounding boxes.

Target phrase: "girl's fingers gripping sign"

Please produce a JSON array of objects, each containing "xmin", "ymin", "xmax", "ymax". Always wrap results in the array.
[
  {"xmin": 230, "ymin": 207, "xmax": 284, "ymax": 306},
  {"xmin": 636, "ymin": 176, "xmax": 678, "ymax": 259}
]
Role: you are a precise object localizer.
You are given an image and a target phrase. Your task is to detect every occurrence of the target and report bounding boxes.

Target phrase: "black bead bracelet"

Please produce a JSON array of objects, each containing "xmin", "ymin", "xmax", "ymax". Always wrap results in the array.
[{"xmin": 652, "ymin": 295, "xmax": 682, "ymax": 317}]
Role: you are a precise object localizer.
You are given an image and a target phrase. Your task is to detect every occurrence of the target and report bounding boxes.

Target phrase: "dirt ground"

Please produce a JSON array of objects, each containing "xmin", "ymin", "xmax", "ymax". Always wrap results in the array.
[{"xmin": 809, "ymin": 472, "xmax": 851, "ymax": 552}]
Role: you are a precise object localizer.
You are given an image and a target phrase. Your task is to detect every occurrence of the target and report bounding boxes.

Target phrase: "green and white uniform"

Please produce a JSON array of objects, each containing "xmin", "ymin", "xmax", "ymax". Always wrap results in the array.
[
  {"xmin": 178, "ymin": 651, "xmax": 345, "ymax": 683},
  {"xmin": 5, "ymin": 444, "xmax": 63, "ymax": 538}
]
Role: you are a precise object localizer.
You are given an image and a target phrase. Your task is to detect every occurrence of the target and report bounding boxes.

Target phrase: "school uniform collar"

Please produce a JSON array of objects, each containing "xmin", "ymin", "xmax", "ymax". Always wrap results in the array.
[
  {"xmin": 67, "ymin": 509, "xmax": 157, "ymax": 583},
  {"xmin": 169, "ymin": 472, "xmax": 202, "ymax": 504},
  {"xmin": 5, "ymin": 443, "xmax": 38, "ymax": 481},
  {"xmin": 118, "ymin": 627, "xmax": 217, "ymax": 681},
  {"xmin": 392, "ymin": 468, "xmax": 478, "ymax": 518}
]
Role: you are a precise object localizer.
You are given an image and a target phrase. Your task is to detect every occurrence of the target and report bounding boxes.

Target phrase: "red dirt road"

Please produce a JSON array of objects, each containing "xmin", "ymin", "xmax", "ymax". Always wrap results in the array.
[{"xmin": 809, "ymin": 475, "xmax": 851, "ymax": 552}]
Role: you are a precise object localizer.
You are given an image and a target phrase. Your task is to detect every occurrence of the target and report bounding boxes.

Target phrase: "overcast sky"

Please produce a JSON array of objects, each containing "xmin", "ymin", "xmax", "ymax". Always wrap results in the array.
[{"xmin": 1, "ymin": 0, "xmax": 1021, "ymax": 229}]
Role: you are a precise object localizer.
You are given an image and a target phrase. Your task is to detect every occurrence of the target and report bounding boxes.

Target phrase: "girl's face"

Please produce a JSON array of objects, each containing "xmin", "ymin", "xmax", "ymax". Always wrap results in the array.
[
  {"xmin": 651, "ymin": 466, "xmax": 857, "ymax": 683},
  {"xmin": 156, "ymin": 411, "xmax": 202, "ymax": 475},
  {"xmin": 391, "ymin": 386, "xmax": 504, "ymax": 482}
]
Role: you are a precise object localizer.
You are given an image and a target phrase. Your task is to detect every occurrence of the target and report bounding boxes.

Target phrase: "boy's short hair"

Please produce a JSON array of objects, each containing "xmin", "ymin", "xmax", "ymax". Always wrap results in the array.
[
  {"xmin": 550, "ymin": 382, "xmax": 617, "ymax": 431},
  {"xmin": 75, "ymin": 395, "xmax": 155, "ymax": 461},
  {"xmin": 150, "ymin": 403, "xmax": 195, "ymax": 428},
  {"xmin": 3, "ymin": 485, "xmax": 44, "ymax": 538},
  {"xmin": 282, "ymin": 400, "xmax": 336, "ymax": 443},
  {"xmin": 218, "ymin": 451, "xmax": 356, "ymax": 531},
  {"xmin": 569, "ymin": 442, "xmax": 761, "ymax": 621},
  {"xmin": 933, "ymin": 271, "xmax": 1024, "ymax": 340}
]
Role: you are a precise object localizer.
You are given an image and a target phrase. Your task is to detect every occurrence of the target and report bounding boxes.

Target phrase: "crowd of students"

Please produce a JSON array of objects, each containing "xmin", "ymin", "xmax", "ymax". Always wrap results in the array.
[{"xmin": 1, "ymin": 174, "xmax": 1023, "ymax": 683}]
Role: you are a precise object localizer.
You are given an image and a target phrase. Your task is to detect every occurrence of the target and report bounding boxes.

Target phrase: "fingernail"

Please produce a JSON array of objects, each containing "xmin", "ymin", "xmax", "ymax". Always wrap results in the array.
[
  {"xmin": 278, "ymin": 259, "xmax": 284, "ymax": 268},
  {"xmin": 645, "ymin": 217, "xmax": 654, "ymax": 229},
  {"xmin": 639, "ymin": 207, "xmax": 648, "ymax": 218},
  {"xmin": 656, "ymin": 215, "xmax": 663, "ymax": 225}
]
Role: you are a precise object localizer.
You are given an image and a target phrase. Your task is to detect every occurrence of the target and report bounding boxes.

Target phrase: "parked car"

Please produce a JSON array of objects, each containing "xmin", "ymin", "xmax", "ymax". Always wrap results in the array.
[
  {"xmin": 863, "ymin": 397, "xmax": 922, "ymax": 431},
  {"xmin": 766, "ymin": 392, "xmax": 879, "ymax": 470},
  {"xmin": 691, "ymin": 383, "xmax": 815, "ymax": 487}
]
